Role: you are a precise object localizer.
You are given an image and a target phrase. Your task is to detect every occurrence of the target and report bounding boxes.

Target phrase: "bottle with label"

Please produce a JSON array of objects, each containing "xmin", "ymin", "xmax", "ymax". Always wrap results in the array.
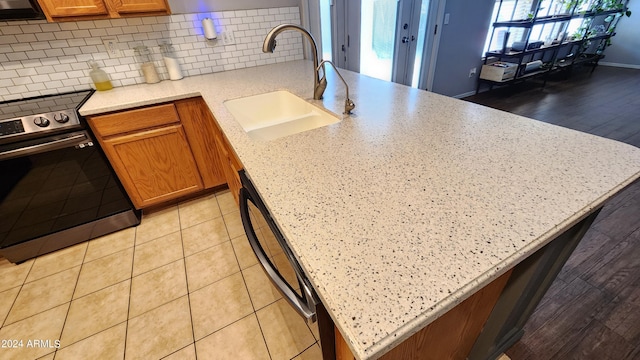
[
  {"xmin": 160, "ymin": 42, "xmax": 184, "ymax": 81},
  {"xmin": 88, "ymin": 60, "xmax": 113, "ymax": 91},
  {"xmin": 134, "ymin": 45, "xmax": 160, "ymax": 84}
]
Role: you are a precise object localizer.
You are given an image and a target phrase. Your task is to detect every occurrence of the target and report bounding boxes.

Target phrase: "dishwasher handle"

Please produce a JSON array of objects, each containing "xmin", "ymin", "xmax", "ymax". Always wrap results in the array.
[{"xmin": 239, "ymin": 187, "xmax": 317, "ymax": 322}]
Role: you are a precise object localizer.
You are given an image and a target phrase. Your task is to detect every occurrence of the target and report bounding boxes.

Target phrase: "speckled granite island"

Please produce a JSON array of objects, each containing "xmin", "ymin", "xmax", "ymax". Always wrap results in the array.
[{"xmin": 80, "ymin": 60, "xmax": 640, "ymax": 360}]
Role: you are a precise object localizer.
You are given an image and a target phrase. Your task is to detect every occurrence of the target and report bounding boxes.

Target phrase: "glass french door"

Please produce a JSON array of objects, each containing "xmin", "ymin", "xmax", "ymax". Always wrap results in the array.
[{"xmin": 325, "ymin": 0, "xmax": 431, "ymax": 88}]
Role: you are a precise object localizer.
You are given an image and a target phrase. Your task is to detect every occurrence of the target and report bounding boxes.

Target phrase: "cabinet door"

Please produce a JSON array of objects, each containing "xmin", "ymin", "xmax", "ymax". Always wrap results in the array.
[
  {"xmin": 108, "ymin": 0, "xmax": 169, "ymax": 14},
  {"xmin": 214, "ymin": 126, "xmax": 243, "ymax": 207},
  {"xmin": 175, "ymin": 98, "xmax": 226, "ymax": 189},
  {"xmin": 103, "ymin": 125, "xmax": 203, "ymax": 209},
  {"xmin": 38, "ymin": 0, "xmax": 109, "ymax": 17}
]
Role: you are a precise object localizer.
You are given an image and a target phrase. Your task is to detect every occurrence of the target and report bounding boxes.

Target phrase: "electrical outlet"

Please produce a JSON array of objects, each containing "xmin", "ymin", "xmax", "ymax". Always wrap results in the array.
[
  {"xmin": 102, "ymin": 37, "xmax": 122, "ymax": 58},
  {"xmin": 222, "ymin": 30, "xmax": 236, "ymax": 45},
  {"xmin": 469, "ymin": 67, "xmax": 477, "ymax": 78}
]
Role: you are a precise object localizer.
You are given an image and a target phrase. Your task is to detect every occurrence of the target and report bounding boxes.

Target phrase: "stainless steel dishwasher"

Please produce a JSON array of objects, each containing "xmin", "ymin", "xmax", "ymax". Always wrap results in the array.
[{"xmin": 239, "ymin": 170, "xmax": 319, "ymax": 322}]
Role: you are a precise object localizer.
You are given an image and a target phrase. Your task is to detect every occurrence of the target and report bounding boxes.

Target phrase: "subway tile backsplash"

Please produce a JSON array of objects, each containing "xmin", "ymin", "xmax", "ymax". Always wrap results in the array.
[{"xmin": 0, "ymin": 7, "xmax": 303, "ymax": 102}]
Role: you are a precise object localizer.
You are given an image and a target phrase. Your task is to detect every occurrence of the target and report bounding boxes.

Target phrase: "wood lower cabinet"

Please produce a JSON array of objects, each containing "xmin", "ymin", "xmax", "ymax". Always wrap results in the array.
[
  {"xmin": 175, "ymin": 98, "xmax": 227, "ymax": 189},
  {"xmin": 38, "ymin": 0, "xmax": 170, "ymax": 21},
  {"xmin": 102, "ymin": 125, "xmax": 203, "ymax": 208},
  {"xmin": 88, "ymin": 97, "xmax": 239, "ymax": 210},
  {"xmin": 211, "ymin": 118, "xmax": 243, "ymax": 206}
]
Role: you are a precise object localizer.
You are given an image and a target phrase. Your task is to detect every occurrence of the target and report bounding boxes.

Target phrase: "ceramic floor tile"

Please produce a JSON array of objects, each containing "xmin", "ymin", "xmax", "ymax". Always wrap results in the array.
[
  {"xmin": 132, "ymin": 231, "xmax": 183, "ymax": 276},
  {"xmin": 231, "ymin": 235, "xmax": 259, "ymax": 270},
  {"xmin": 293, "ymin": 344, "xmax": 323, "ymax": 360},
  {"xmin": 257, "ymin": 298, "xmax": 316, "ymax": 360},
  {"xmin": 84, "ymin": 227, "xmax": 135, "ymax": 262},
  {"xmin": 25, "ymin": 243, "xmax": 86, "ymax": 283},
  {"xmin": 181, "ymin": 217, "xmax": 229, "ymax": 257},
  {"xmin": 136, "ymin": 205, "xmax": 180, "ymax": 245},
  {"xmin": 37, "ymin": 354, "xmax": 55, "ymax": 360},
  {"xmin": 222, "ymin": 210, "xmax": 245, "ymax": 240},
  {"xmin": 178, "ymin": 194, "xmax": 221, "ymax": 229},
  {"xmin": 126, "ymin": 296, "xmax": 193, "ymax": 360},
  {"xmin": 185, "ymin": 241, "xmax": 239, "ymax": 292},
  {"xmin": 195, "ymin": 314, "xmax": 270, "ymax": 360},
  {"xmin": 0, "ymin": 303, "xmax": 68, "ymax": 360},
  {"xmin": 129, "ymin": 260, "xmax": 187, "ymax": 318},
  {"xmin": 216, "ymin": 190, "xmax": 238, "ymax": 215},
  {"xmin": 55, "ymin": 323, "xmax": 126, "ymax": 360},
  {"xmin": 308, "ymin": 321, "xmax": 320, "ymax": 342},
  {"xmin": 5, "ymin": 266, "xmax": 80, "ymax": 325},
  {"xmin": 189, "ymin": 272, "xmax": 254, "ymax": 340},
  {"xmin": 262, "ymin": 228, "xmax": 284, "ymax": 257},
  {"xmin": 163, "ymin": 344, "xmax": 196, "ymax": 360},
  {"xmin": 0, "ymin": 258, "xmax": 33, "ymax": 293},
  {"xmin": 243, "ymin": 263, "xmax": 283, "ymax": 310},
  {"xmin": 272, "ymin": 252, "xmax": 300, "ymax": 291},
  {"xmin": 0, "ymin": 287, "xmax": 20, "ymax": 326},
  {"xmin": 73, "ymin": 247, "xmax": 133, "ymax": 299},
  {"xmin": 60, "ymin": 280, "xmax": 130, "ymax": 346}
]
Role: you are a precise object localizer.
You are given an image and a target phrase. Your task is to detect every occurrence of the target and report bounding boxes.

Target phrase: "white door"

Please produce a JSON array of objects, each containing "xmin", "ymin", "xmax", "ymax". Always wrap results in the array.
[{"xmin": 324, "ymin": 0, "xmax": 438, "ymax": 88}]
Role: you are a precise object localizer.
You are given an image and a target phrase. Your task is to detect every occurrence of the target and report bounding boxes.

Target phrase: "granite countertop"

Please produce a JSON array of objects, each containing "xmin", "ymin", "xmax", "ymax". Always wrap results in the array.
[{"xmin": 80, "ymin": 60, "xmax": 640, "ymax": 360}]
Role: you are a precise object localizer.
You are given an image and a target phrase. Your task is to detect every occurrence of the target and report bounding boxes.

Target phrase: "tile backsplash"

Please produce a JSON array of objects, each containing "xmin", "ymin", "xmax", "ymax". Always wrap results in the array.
[{"xmin": 0, "ymin": 6, "xmax": 303, "ymax": 102}]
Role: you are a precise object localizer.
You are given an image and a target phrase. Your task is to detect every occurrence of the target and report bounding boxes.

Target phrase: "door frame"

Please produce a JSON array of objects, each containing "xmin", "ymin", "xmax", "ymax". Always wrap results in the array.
[{"xmin": 417, "ymin": 0, "xmax": 445, "ymax": 91}]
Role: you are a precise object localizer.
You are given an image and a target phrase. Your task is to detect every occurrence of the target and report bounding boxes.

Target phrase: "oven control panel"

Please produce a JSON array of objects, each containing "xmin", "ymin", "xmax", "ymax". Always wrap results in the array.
[{"xmin": 0, "ymin": 110, "xmax": 80, "ymax": 141}]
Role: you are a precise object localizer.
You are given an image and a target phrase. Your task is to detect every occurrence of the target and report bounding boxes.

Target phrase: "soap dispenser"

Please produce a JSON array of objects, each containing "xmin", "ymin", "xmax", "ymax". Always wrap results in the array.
[{"xmin": 88, "ymin": 60, "xmax": 113, "ymax": 91}]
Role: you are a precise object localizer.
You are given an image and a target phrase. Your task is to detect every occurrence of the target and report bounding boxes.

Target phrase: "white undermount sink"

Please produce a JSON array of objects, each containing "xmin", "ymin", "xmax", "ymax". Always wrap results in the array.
[{"xmin": 223, "ymin": 90, "xmax": 340, "ymax": 141}]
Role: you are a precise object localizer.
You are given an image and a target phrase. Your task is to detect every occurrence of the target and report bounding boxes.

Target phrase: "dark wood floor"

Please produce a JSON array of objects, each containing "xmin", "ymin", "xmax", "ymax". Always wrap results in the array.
[{"xmin": 464, "ymin": 65, "xmax": 640, "ymax": 360}]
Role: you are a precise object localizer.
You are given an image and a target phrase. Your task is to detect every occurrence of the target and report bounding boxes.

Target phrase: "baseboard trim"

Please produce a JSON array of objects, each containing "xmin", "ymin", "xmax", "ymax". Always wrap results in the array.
[
  {"xmin": 453, "ymin": 90, "xmax": 477, "ymax": 99},
  {"xmin": 599, "ymin": 62, "xmax": 640, "ymax": 70}
]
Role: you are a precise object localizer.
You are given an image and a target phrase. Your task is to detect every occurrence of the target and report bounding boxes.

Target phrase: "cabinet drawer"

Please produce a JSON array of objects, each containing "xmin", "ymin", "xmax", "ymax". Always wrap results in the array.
[{"xmin": 88, "ymin": 103, "xmax": 179, "ymax": 137}]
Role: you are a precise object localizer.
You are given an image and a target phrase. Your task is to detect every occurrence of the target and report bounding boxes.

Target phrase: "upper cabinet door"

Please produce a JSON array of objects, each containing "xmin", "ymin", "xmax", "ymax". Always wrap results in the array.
[
  {"xmin": 109, "ymin": 0, "xmax": 169, "ymax": 14},
  {"xmin": 38, "ymin": 0, "xmax": 108, "ymax": 17}
]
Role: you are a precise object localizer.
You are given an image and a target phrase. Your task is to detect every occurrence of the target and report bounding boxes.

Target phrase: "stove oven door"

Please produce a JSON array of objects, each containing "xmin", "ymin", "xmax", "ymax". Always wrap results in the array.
[{"xmin": 0, "ymin": 130, "xmax": 137, "ymax": 261}]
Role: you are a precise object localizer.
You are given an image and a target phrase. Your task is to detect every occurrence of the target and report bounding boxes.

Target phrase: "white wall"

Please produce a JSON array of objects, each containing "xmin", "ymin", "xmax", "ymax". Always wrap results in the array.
[
  {"xmin": 431, "ymin": 0, "xmax": 494, "ymax": 97},
  {"xmin": 600, "ymin": 1, "xmax": 640, "ymax": 68},
  {"xmin": 0, "ymin": 7, "xmax": 303, "ymax": 102}
]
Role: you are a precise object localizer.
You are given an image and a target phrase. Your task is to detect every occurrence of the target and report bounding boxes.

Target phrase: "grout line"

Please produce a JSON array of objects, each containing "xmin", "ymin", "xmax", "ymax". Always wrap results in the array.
[
  {"xmin": 177, "ymin": 203, "xmax": 198, "ymax": 359},
  {"xmin": 122, "ymin": 224, "xmax": 138, "ymax": 360},
  {"xmin": 53, "ymin": 243, "xmax": 89, "ymax": 355}
]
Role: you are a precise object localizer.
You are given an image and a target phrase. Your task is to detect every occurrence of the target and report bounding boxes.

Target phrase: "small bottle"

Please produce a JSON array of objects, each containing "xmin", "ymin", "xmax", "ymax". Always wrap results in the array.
[
  {"xmin": 134, "ymin": 45, "xmax": 160, "ymax": 84},
  {"xmin": 88, "ymin": 60, "xmax": 113, "ymax": 91},
  {"xmin": 160, "ymin": 42, "xmax": 183, "ymax": 80}
]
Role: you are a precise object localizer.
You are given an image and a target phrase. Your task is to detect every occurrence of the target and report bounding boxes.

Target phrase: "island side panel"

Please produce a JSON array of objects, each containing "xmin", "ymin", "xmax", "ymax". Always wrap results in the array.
[
  {"xmin": 467, "ymin": 208, "xmax": 602, "ymax": 360},
  {"xmin": 333, "ymin": 269, "xmax": 513, "ymax": 360}
]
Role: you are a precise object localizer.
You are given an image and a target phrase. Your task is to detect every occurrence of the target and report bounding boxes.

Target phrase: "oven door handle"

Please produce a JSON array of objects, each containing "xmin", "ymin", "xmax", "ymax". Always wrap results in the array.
[
  {"xmin": 0, "ymin": 132, "xmax": 89, "ymax": 160},
  {"xmin": 239, "ymin": 187, "xmax": 317, "ymax": 322}
]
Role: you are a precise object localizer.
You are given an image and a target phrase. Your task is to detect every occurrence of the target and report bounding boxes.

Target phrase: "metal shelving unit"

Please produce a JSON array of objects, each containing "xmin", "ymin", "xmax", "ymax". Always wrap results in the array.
[{"xmin": 477, "ymin": 0, "xmax": 630, "ymax": 93}]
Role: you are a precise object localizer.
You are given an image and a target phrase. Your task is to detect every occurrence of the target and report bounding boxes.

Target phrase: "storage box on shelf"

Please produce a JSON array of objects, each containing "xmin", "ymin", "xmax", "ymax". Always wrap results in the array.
[
  {"xmin": 477, "ymin": 0, "xmax": 630, "ymax": 94},
  {"xmin": 480, "ymin": 61, "xmax": 519, "ymax": 82}
]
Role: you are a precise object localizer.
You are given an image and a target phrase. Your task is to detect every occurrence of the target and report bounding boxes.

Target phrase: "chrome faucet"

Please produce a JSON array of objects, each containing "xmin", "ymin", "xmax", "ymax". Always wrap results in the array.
[
  {"xmin": 317, "ymin": 60, "xmax": 355, "ymax": 114},
  {"xmin": 263, "ymin": 24, "xmax": 327, "ymax": 100}
]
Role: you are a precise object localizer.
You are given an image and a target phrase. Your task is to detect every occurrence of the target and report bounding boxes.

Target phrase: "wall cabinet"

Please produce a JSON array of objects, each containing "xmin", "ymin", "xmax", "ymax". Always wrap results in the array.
[
  {"xmin": 38, "ymin": 0, "xmax": 170, "ymax": 22},
  {"xmin": 87, "ymin": 98, "xmax": 233, "ymax": 209}
]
